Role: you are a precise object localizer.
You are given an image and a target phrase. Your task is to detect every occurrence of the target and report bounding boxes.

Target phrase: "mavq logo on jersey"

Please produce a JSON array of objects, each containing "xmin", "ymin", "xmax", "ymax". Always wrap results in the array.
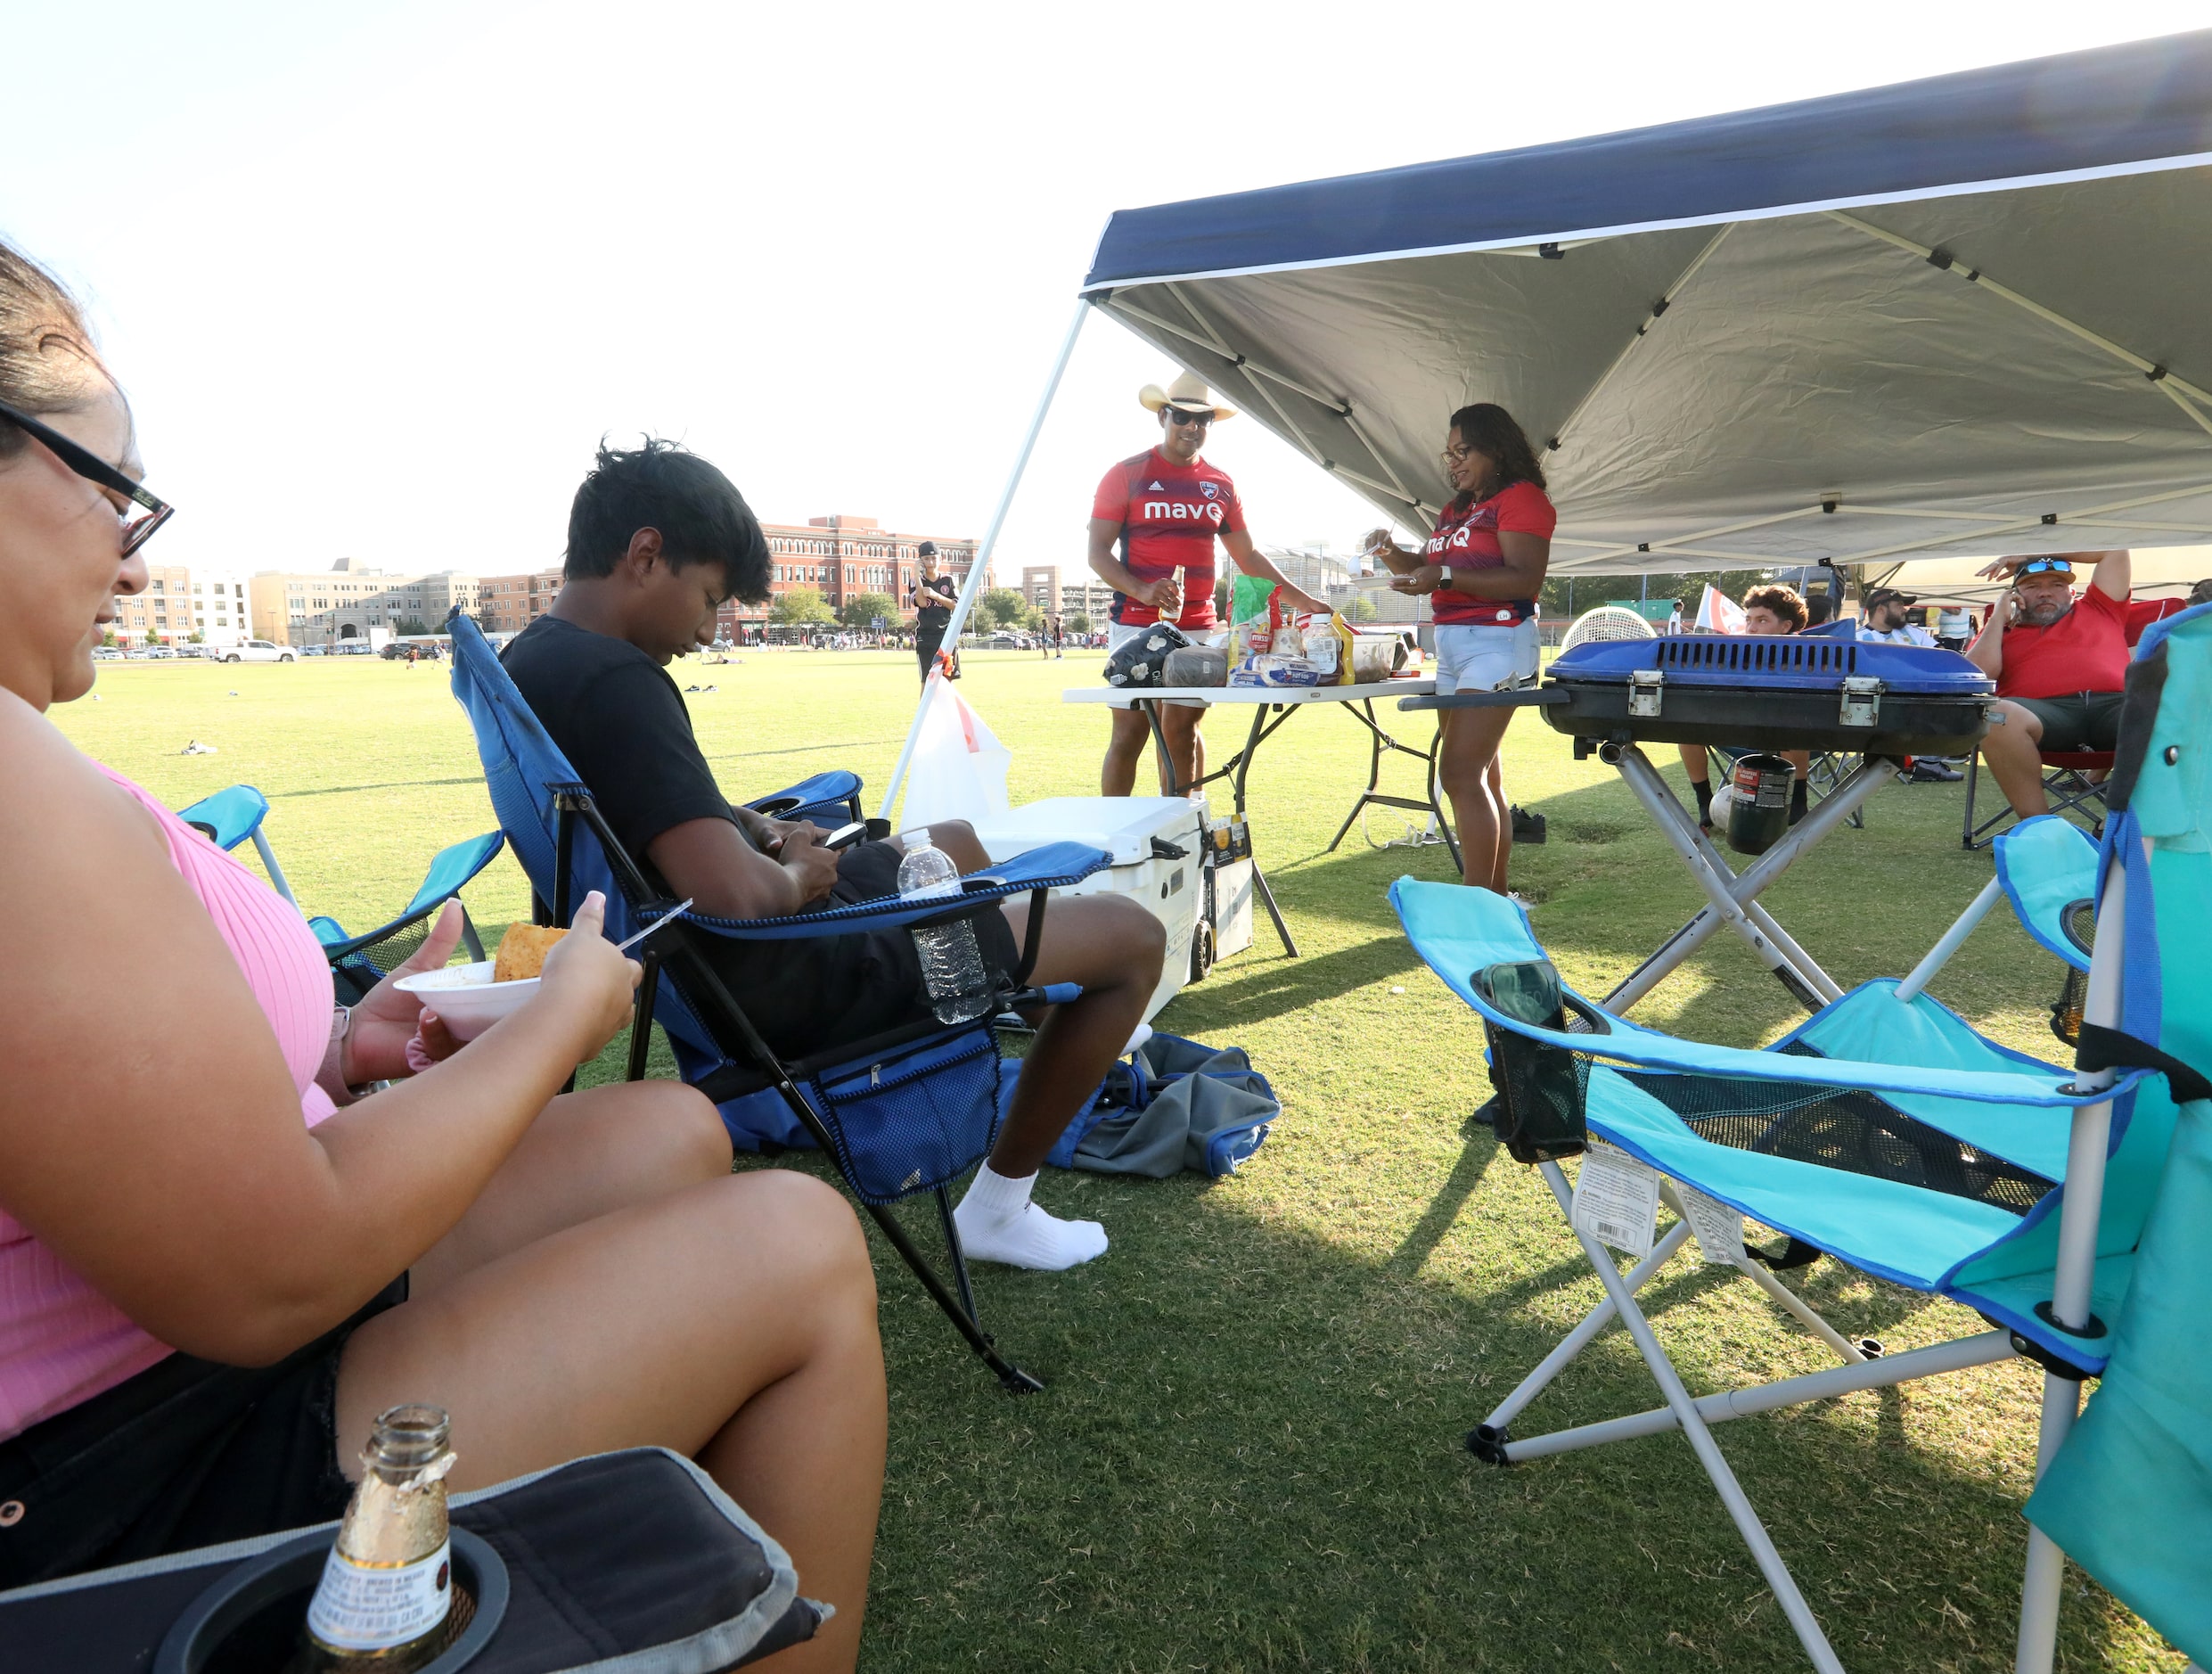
[
  {"xmin": 1143, "ymin": 499, "xmax": 1228, "ymax": 526},
  {"xmin": 1427, "ymin": 525, "xmax": 1476, "ymax": 554}
]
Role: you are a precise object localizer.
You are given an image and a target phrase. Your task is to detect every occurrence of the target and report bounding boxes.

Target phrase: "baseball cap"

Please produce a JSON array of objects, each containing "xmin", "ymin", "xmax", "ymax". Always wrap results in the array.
[{"xmin": 1863, "ymin": 587, "xmax": 1917, "ymax": 610}]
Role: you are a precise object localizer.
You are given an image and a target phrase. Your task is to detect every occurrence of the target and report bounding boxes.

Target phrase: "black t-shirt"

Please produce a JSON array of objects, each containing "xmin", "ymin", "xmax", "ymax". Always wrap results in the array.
[
  {"xmin": 914, "ymin": 574, "xmax": 955, "ymax": 628},
  {"xmin": 501, "ymin": 616, "xmax": 735, "ymax": 865}
]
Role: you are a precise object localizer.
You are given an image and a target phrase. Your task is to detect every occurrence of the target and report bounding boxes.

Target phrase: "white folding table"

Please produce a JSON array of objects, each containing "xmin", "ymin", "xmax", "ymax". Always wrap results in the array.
[{"xmin": 1063, "ymin": 677, "xmax": 1444, "ymax": 956}]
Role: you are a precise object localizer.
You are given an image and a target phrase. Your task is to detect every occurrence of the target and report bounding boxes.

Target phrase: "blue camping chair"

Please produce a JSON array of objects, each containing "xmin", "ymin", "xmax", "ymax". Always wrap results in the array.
[
  {"xmin": 176, "ymin": 784, "xmax": 299, "ymax": 907},
  {"xmin": 310, "ymin": 831, "xmax": 506, "ymax": 1005},
  {"xmin": 1389, "ymin": 619, "xmax": 2211, "ymax": 1670},
  {"xmin": 445, "ymin": 611, "xmax": 1110, "ymax": 1391}
]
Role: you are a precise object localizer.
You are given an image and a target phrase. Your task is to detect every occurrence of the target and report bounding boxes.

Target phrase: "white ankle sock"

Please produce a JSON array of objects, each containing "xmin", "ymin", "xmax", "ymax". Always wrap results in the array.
[{"xmin": 952, "ymin": 1164, "xmax": 1109, "ymax": 1271}]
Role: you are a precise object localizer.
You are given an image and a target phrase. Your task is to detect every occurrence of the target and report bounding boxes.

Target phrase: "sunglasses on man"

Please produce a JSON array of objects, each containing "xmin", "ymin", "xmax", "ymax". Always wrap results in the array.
[
  {"xmin": 0, "ymin": 398, "xmax": 174, "ymax": 555},
  {"xmin": 1163, "ymin": 407, "xmax": 1212, "ymax": 428},
  {"xmin": 2015, "ymin": 558, "xmax": 2075, "ymax": 580}
]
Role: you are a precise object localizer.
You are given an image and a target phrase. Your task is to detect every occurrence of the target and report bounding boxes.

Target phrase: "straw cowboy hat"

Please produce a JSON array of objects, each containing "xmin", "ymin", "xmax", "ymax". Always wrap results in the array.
[{"xmin": 1138, "ymin": 371, "xmax": 1237, "ymax": 421}]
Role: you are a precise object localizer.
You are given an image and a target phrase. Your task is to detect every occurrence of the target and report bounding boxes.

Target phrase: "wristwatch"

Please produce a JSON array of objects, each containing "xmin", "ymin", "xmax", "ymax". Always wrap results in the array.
[{"xmin": 320, "ymin": 1005, "xmax": 387, "ymax": 1105}]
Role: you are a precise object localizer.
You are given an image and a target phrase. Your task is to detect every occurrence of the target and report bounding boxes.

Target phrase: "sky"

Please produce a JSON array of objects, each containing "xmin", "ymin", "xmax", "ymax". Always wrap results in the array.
[{"xmin": 5, "ymin": 1, "xmax": 2206, "ymax": 584}]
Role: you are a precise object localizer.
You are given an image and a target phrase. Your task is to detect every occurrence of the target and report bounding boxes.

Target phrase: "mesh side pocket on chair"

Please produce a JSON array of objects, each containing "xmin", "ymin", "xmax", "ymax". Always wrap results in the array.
[
  {"xmin": 1472, "ymin": 960, "xmax": 1589, "ymax": 1165},
  {"xmin": 807, "ymin": 1027, "xmax": 1004, "ymax": 1204}
]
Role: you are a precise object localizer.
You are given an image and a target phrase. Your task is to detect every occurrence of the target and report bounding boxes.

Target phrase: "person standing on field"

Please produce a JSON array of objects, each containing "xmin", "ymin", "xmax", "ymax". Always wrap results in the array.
[
  {"xmin": 910, "ymin": 541, "xmax": 956, "ymax": 685},
  {"xmin": 1087, "ymin": 372, "xmax": 1326, "ymax": 796}
]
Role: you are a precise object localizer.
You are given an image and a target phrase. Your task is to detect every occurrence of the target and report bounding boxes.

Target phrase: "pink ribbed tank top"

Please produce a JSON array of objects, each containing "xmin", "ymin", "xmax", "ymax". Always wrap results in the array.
[{"xmin": 0, "ymin": 762, "xmax": 338, "ymax": 1440}]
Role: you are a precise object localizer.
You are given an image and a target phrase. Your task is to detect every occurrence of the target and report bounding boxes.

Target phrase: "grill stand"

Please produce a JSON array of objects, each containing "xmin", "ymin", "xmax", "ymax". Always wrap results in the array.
[{"xmin": 1600, "ymin": 744, "xmax": 1899, "ymax": 1015}]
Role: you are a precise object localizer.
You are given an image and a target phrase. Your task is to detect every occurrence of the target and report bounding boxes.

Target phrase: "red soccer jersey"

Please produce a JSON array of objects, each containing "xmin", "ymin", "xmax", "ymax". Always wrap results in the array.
[
  {"xmin": 1997, "ymin": 583, "xmax": 2131, "ymax": 699},
  {"xmin": 1423, "ymin": 480, "xmax": 1556, "ymax": 627},
  {"xmin": 1091, "ymin": 447, "xmax": 1246, "ymax": 628}
]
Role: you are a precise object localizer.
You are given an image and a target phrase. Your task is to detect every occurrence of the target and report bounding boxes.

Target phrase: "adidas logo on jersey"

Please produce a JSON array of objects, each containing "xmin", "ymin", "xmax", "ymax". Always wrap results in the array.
[{"xmin": 1148, "ymin": 480, "xmax": 1164, "ymax": 490}]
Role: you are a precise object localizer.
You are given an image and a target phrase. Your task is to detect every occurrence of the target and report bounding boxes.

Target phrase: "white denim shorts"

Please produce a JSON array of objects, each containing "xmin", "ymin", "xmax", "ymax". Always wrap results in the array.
[{"xmin": 1433, "ymin": 620, "xmax": 1541, "ymax": 695}]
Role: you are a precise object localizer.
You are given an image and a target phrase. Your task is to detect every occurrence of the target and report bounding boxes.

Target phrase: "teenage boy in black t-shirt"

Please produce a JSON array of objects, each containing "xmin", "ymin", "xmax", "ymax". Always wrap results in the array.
[{"xmin": 504, "ymin": 439, "xmax": 1164, "ymax": 1270}]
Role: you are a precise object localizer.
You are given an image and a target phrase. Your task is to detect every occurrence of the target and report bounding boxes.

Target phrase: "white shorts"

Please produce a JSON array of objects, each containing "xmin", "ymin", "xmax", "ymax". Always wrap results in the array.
[{"xmin": 1433, "ymin": 620, "xmax": 1541, "ymax": 695}]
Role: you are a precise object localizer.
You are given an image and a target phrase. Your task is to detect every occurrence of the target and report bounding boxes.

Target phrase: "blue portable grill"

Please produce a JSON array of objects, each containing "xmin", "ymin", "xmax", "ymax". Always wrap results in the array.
[{"xmin": 1542, "ymin": 636, "xmax": 1996, "ymax": 757}]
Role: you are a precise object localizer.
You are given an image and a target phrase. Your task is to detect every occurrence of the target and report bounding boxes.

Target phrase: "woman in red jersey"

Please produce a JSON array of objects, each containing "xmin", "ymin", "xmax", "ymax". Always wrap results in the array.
[
  {"xmin": 1364, "ymin": 403, "xmax": 1554, "ymax": 895},
  {"xmin": 1086, "ymin": 373, "xmax": 1328, "ymax": 796}
]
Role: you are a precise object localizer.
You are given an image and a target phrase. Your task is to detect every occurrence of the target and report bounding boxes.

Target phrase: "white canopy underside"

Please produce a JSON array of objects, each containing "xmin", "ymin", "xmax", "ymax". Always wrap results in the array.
[{"xmin": 1092, "ymin": 167, "xmax": 2212, "ymax": 575}]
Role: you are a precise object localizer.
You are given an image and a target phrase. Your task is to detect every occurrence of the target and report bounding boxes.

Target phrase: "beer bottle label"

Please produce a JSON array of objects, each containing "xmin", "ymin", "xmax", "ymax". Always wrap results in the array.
[{"xmin": 306, "ymin": 1538, "xmax": 453, "ymax": 1652}]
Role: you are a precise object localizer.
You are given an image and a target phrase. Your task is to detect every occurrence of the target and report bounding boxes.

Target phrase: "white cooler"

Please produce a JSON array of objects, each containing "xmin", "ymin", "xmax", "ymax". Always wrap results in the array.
[{"xmin": 969, "ymin": 797, "xmax": 1207, "ymax": 1022}]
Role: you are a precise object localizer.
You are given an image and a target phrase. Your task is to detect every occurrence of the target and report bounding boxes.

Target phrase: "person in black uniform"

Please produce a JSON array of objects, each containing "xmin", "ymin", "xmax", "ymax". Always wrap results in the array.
[{"xmin": 910, "ymin": 541, "xmax": 957, "ymax": 683}]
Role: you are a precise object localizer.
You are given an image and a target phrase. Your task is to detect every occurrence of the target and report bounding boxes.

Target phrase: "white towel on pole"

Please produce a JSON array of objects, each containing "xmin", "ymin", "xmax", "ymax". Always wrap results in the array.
[{"xmin": 898, "ymin": 675, "xmax": 1012, "ymax": 831}]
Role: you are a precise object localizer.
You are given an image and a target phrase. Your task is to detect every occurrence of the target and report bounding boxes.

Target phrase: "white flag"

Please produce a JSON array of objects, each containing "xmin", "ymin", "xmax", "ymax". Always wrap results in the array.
[
  {"xmin": 1694, "ymin": 584, "xmax": 1747, "ymax": 635},
  {"xmin": 898, "ymin": 676, "xmax": 1012, "ymax": 831}
]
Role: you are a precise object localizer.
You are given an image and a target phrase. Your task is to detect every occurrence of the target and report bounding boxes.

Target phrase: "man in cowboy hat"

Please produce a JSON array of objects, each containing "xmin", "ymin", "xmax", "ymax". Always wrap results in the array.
[
  {"xmin": 1965, "ymin": 550, "xmax": 2134, "ymax": 816},
  {"xmin": 1087, "ymin": 372, "xmax": 1330, "ymax": 795}
]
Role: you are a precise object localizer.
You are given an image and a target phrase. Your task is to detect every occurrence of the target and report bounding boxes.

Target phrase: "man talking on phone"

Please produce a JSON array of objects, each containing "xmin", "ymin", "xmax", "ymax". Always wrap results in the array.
[
  {"xmin": 1963, "ymin": 549, "xmax": 2133, "ymax": 819},
  {"xmin": 504, "ymin": 439, "xmax": 1167, "ymax": 1270}
]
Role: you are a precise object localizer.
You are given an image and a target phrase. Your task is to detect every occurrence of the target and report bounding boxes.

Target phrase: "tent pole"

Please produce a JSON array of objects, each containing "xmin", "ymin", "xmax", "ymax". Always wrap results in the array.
[{"xmin": 876, "ymin": 299, "xmax": 1090, "ymax": 823}]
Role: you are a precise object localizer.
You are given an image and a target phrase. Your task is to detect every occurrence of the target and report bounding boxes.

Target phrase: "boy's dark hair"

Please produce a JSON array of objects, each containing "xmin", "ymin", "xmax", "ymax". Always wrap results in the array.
[{"xmin": 565, "ymin": 437, "xmax": 772, "ymax": 603}]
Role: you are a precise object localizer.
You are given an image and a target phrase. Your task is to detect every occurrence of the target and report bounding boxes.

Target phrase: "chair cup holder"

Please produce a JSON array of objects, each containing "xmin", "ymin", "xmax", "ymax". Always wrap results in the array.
[{"xmin": 154, "ymin": 1527, "xmax": 507, "ymax": 1674}]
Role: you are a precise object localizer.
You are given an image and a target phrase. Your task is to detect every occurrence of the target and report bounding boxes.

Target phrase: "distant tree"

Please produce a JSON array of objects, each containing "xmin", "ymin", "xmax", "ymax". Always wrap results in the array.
[
  {"xmin": 840, "ymin": 592, "xmax": 897, "ymax": 633},
  {"xmin": 771, "ymin": 587, "xmax": 834, "ymax": 626},
  {"xmin": 101, "ymin": 629, "xmax": 118, "ymax": 648},
  {"xmin": 1214, "ymin": 578, "xmax": 1231, "ymax": 620},
  {"xmin": 976, "ymin": 587, "xmax": 1030, "ymax": 631},
  {"xmin": 1347, "ymin": 595, "xmax": 1378, "ymax": 624},
  {"xmin": 1065, "ymin": 611, "xmax": 1091, "ymax": 635},
  {"xmin": 187, "ymin": 630, "xmax": 205, "ymax": 644},
  {"xmin": 394, "ymin": 616, "xmax": 431, "ymax": 637}
]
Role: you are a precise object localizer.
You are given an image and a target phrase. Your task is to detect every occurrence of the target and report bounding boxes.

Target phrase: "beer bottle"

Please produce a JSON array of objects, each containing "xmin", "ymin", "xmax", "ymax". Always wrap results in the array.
[{"xmin": 291, "ymin": 1405, "xmax": 468, "ymax": 1671}]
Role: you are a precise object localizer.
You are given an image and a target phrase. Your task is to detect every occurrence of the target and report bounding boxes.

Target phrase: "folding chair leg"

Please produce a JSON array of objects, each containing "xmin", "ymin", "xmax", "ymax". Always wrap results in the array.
[
  {"xmin": 1536, "ymin": 1160, "xmax": 1847, "ymax": 1674},
  {"xmin": 1474, "ymin": 1219, "xmax": 1695, "ymax": 1453},
  {"xmin": 1726, "ymin": 1245, "xmax": 1871, "ymax": 1364},
  {"xmin": 862, "ymin": 1196, "xmax": 1044, "ymax": 1394},
  {"xmin": 250, "ymin": 828, "xmax": 299, "ymax": 908},
  {"xmin": 2014, "ymin": 1373, "xmax": 2084, "ymax": 1674},
  {"xmin": 1499, "ymin": 1329, "xmax": 2013, "ymax": 1464},
  {"xmin": 934, "ymin": 1184, "xmax": 980, "ymax": 1325}
]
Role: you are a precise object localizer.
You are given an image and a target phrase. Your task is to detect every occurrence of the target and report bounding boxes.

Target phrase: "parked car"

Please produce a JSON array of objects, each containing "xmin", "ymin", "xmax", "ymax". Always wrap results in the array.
[{"xmin": 221, "ymin": 640, "xmax": 297, "ymax": 664}]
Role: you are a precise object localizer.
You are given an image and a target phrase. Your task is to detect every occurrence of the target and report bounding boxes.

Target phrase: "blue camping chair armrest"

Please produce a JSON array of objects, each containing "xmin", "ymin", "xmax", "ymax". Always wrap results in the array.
[
  {"xmin": 1390, "ymin": 876, "xmax": 2136, "ymax": 1110},
  {"xmin": 648, "ymin": 841, "xmax": 1112, "ymax": 942},
  {"xmin": 745, "ymin": 771, "xmax": 864, "ymax": 827}
]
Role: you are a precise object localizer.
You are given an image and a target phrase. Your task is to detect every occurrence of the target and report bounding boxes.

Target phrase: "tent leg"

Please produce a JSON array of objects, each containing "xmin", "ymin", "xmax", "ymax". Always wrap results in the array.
[
  {"xmin": 1536, "ymin": 1159, "xmax": 1846, "ymax": 1674},
  {"xmin": 878, "ymin": 300, "xmax": 1090, "ymax": 822}
]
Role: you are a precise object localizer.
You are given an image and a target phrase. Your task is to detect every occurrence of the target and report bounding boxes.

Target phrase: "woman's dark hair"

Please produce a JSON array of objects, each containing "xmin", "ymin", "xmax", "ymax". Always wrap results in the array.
[
  {"xmin": 565, "ymin": 437, "xmax": 772, "ymax": 603},
  {"xmin": 1446, "ymin": 401, "xmax": 1546, "ymax": 500},
  {"xmin": 0, "ymin": 242, "xmax": 112, "ymax": 461}
]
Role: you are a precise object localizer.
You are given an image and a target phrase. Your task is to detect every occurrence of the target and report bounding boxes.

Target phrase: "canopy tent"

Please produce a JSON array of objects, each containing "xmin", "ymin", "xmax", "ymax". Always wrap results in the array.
[
  {"xmin": 1078, "ymin": 30, "xmax": 2212, "ymax": 578},
  {"xmin": 881, "ymin": 30, "xmax": 2212, "ymax": 811},
  {"xmin": 1868, "ymin": 546, "xmax": 2212, "ymax": 610}
]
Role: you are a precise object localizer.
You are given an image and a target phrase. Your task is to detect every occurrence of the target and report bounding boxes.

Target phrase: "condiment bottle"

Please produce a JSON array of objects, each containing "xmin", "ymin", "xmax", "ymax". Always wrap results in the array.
[{"xmin": 293, "ymin": 1405, "xmax": 464, "ymax": 1671}]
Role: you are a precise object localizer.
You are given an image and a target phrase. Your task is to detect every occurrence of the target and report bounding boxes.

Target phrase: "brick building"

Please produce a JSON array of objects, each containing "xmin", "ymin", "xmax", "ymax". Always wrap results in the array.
[
  {"xmin": 477, "ymin": 568, "xmax": 565, "ymax": 636},
  {"xmin": 108, "ymin": 564, "xmax": 194, "ymax": 646},
  {"xmin": 718, "ymin": 514, "xmax": 988, "ymax": 636}
]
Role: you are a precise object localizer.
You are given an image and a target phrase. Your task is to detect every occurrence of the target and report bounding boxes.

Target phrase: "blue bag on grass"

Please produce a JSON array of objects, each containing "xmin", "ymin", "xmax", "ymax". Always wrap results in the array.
[{"xmin": 1044, "ymin": 1030, "xmax": 1276, "ymax": 1178}]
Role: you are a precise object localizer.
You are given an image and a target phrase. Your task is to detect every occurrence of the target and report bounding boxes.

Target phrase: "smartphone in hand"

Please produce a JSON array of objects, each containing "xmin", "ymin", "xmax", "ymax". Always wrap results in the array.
[{"xmin": 821, "ymin": 820, "xmax": 870, "ymax": 851}]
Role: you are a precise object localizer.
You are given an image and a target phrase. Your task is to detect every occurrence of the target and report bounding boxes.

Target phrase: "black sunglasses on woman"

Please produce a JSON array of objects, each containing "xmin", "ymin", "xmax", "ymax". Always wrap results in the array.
[{"xmin": 0, "ymin": 398, "xmax": 174, "ymax": 554}]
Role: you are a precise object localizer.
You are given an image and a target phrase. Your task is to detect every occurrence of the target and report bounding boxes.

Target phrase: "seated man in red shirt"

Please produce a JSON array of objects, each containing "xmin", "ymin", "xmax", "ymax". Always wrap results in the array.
[{"xmin": 1964, "ymin": 550, "xmax": 2132, "ymax": 816}]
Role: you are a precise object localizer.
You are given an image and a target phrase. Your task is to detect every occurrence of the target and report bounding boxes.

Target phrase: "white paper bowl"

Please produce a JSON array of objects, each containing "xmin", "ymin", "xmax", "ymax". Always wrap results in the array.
[{"xmin": 393, "ymin": 960, "xmax": 538, "ymax": 1041}]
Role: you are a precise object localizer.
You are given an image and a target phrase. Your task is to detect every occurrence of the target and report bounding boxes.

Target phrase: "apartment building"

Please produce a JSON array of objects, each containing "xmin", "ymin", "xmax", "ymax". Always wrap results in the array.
[
  {"xmin": 247, "ymin": 558, "xmax": 479, "ymax": 646},
  {"xmin": 1020, "ymin": 566, "xmax": 1114, "ymax": 625},
  {"xmin": 108, "ymin": 564, "xmax": 194, "ymax": 646},
  {"xmin": 477, "ymin": 568, "xmax": 565, "ymax": 636}
]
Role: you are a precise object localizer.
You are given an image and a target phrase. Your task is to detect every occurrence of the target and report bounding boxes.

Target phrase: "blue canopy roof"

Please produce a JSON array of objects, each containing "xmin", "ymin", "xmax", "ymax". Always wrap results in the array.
[
  {"xmin": 1086, "ymin": 31, "xmax": 2212, "ymax": 290},
  {"xmin": 1073, "ymin": 32, "xmax": 2212, "ymax": 575}
]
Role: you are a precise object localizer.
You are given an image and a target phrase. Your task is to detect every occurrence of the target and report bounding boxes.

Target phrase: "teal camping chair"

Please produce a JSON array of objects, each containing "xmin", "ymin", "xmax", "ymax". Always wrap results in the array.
[
  {"xmin": 309, "ymin": 831, "xmax": 505, "ymax": 1005},
  {"xmin": 2019, "ymin": 603, "xmax": 2212, "ymax": 1670},
  {"xmin": 176, "ymin": 784, "xmax": 299, "ymax": 907},
  {"xmin": 1388, "ymin": 610, "xmax": 2210, "ymax": 1671}
]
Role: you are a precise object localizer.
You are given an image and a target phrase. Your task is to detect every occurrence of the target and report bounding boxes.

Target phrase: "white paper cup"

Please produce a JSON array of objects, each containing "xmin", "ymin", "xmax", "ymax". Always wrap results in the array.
[{"xmin": 393, "ymin": 960, "xmax": 537, "ymax": 1041}]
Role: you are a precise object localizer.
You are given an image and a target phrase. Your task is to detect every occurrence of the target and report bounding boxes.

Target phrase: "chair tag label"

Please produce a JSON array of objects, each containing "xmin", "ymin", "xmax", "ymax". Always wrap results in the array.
[
  {"xmin": 1572, "ymin": 1143, "xmax": 1659, "ymax": 1259},
  {"xmin": 1673, "ymin": 1181, "xmax": 1744, "ymax": 1265}
]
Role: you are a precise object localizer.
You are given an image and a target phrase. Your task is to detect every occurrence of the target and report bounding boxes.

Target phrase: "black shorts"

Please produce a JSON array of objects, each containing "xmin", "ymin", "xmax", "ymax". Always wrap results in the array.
[
  {"xmin": 697, "ymin": 839, "xmax": 1020, "ymax": 1063},
  {"xmin": 2013, "ymin": 691, "xmax": 2125, "ymax": 753},
  {"xmin": 0, "ymin": 1276, "xmax": 406, "ymax": 1589}
]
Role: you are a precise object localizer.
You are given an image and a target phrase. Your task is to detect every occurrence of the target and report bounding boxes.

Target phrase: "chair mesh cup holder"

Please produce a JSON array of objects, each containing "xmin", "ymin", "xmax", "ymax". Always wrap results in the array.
[{"xmin": 1471, "ymin": 960, "xmax": 1599, "ymax": 1164}]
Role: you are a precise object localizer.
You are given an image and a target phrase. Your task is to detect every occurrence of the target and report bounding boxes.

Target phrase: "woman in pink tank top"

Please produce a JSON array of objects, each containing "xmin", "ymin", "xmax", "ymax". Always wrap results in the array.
[{"xmin": 0, "ymin": 244, "xmax": 883, "ymax": 1670}]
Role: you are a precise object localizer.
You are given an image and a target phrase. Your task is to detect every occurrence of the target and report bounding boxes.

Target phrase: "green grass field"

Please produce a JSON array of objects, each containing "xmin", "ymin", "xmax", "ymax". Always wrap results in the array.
[{"xmin": 53, "ymin": 652, "xmax": 2178, "ymax": 1672}]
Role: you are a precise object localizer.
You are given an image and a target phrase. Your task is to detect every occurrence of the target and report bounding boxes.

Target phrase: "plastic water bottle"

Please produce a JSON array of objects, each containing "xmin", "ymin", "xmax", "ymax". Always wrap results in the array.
[{"xmin": 897, "ymin": 832, "xmax": 992, "ymax": 1024}]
